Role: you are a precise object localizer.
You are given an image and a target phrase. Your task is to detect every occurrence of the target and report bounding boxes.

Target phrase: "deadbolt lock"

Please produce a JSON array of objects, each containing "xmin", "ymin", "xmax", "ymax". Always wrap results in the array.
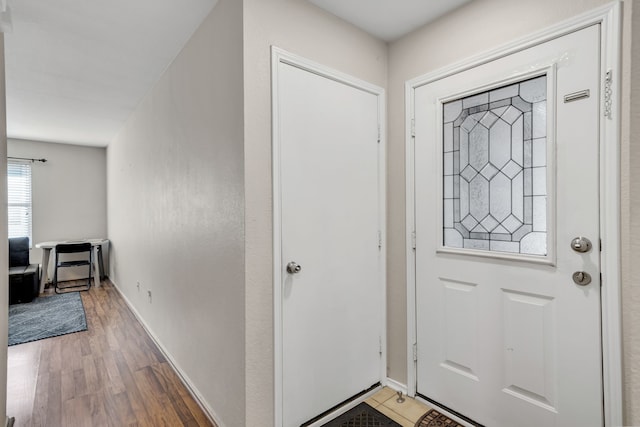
[{"xmin": 572, "ymin": 271, "xmax": 592, "ymax": 286}]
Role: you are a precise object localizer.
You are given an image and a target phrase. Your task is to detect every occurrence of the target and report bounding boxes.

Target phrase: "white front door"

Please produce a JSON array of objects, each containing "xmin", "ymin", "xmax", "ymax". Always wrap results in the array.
[
  {"xmin": 413, "ymin": 25, "xmax": 602, "ymax": 426},
  {"xmin": 275, "ymin": 53, "xmax": 385, "ymax": 427}
]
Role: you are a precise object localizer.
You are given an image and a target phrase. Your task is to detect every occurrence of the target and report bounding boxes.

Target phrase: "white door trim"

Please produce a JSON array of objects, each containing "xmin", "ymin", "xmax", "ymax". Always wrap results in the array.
[
  {"xmin": 405, "ymin": 2, "xmax": 622, "ymax": 426},
  {"xmin": 272, "ymin": 46, "xmax": 387, "ymax": 427}
]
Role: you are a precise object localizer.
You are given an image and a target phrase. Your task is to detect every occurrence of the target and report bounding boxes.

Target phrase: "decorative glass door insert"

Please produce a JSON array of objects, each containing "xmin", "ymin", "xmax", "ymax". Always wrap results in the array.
[{"xmin": 442, "ymin": 75, "xmax": 547, "ymax": 256}]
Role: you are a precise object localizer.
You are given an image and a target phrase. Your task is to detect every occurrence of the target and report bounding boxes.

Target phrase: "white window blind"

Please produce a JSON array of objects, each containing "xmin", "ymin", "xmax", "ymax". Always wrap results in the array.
[{"xmin": 7, "ymin": 161, "xmax": 32, "ymax": 243}]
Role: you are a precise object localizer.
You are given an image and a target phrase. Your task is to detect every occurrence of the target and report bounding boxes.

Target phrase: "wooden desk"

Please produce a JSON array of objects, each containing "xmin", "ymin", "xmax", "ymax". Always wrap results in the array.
[{"xmin": 35, "ymin": 238, "xmax": 108, "ymax": 294}]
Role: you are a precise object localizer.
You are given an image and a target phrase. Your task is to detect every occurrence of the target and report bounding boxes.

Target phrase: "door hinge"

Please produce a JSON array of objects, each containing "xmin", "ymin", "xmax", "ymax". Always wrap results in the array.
[
  {"xmin": 379, "ymin": 337, "xmax": 383, "ymax": 356},
  {"xmin": 604, "ymin": 69, "xmax": 613, "ymax": 119},
  {"xmin": 599, "ymin": 238, "xmax": 603, "ymax": 252},
  {"xmin": 411, "ymin": 118, "xmax": 416, "ymax": 138},
  {"xmin": 411, "ymin": 231, "xmax": 416, "ymax": 250},
  {"xmin": 377, "ymin": 124, "xmax": 381, "ymax": 143},
  {"xmin": 413, "ymin": 343, "xmax": 418, "ymax": 362},
  {"xmin": 378, "ymin": 230, "xmax": 382, "ymax": 249}
]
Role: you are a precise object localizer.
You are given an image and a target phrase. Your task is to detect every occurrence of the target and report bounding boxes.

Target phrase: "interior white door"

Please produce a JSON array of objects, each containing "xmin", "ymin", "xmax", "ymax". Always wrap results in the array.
[
  {"xmin": 413, "ymin": 25, "xmax": 602, "ymax": 426},
  {"xmin": 277, "ymin": 60, "xmax": 384, "ymax": 427}
]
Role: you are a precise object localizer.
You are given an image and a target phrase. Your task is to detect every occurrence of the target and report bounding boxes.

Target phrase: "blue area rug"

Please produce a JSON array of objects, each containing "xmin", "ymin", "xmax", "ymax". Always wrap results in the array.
[{"xmin": 9, "ymin": 292, "xmax": 88, "ymax": 346}]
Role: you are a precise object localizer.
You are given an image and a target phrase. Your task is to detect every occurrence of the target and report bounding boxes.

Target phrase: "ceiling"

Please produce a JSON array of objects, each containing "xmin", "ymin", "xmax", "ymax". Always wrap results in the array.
[
  {"xmin": 4, "ymin": 0, "xmax": 471, "ymax": 148},
  {"xmin": 308, "ymin": 0, "xmax": 473, "ymax": 42},
  {"xmin": 5, "ymin": 0, "xmax": 218, "ymax": 147}
]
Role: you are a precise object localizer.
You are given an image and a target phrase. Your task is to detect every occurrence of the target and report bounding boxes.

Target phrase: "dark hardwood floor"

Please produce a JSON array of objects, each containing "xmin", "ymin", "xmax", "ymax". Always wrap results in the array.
[{"xmin": 7, "ymin": 280, "xmax": 215, "ymax": 427}]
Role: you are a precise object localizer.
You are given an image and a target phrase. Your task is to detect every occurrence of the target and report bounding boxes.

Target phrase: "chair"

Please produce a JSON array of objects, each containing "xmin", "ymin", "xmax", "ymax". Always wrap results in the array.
[
  {"xmin": 8, "ymin": 237, "xmax": 40, "ymax": 304},
  {"xmin": 54, "ymin": 242, "xmax": 93, "ymax": 293}
]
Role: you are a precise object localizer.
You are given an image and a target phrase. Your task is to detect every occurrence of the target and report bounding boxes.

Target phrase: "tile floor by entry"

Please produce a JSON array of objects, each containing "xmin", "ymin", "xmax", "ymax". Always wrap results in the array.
[{"xmin": 364, "ymin": 387, "xmax": 432, "ymax": 427}]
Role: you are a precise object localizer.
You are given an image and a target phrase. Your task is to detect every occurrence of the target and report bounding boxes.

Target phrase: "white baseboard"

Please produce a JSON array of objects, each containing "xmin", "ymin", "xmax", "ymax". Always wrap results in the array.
[
  {"xmin": 384, "ymin": 377, "xmax": 408, "ymax": 395},
  {"xmin": 109, "ymin": 279, "xmax": 226, "ymax": 427}
]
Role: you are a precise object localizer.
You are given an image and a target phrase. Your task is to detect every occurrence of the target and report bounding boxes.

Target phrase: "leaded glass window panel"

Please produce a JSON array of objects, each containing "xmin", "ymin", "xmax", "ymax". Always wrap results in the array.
[{"xmin": 442, "ymin": 76, "xmax": 547, "ymax": 256}]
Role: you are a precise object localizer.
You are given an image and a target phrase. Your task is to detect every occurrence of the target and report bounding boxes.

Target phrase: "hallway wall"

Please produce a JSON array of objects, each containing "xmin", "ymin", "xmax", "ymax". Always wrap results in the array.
[
  {"xmin": 106, "ymin": 0, "xmax": 245, "ymax": 425},
  {"xmin": 387, "ymin": 0, "xmax": 638, "ymax": 423},
  {"xmin": 624, "ymin": 0, "xmax": 640, "ymax": 423}
]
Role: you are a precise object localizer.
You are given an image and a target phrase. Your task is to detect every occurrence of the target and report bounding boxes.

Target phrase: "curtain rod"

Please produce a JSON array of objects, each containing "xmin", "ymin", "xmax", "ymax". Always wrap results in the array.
[{"xmin": 8, "ymin": 156, "xmax": 47, "ymax": 163}]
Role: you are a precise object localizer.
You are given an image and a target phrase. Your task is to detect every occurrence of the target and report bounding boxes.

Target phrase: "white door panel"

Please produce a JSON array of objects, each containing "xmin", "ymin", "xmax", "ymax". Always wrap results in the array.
[
  {"xmin": 278, "ymin": 61, "xmax": 384, "ymax": 427},
  {"xmin": 414, "ymin": 25, "xmax": 602, "ymax": 426}
]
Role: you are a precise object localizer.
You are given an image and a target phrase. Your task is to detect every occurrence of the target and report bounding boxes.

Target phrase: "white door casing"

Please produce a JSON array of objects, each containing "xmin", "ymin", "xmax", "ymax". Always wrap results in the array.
[
  {"xmin": 272, "ymin": 48, "xmax": 386, "ymax": 427},
  {"xmin": 406, "ymin": 9, "xmax": 622, "ymax": 427}
]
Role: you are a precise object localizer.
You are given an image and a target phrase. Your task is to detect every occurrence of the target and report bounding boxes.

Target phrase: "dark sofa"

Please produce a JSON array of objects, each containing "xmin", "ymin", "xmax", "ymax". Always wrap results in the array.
[{"xmin": 9, "ymin": 237, "xmax": 39, "ymax": 304}]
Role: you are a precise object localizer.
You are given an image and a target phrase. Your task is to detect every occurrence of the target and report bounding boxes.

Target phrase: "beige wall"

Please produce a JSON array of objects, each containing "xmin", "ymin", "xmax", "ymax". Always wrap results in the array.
[
  {"xmin": 388, "ymin": 0, "xmax": 639, "ymax": 423},
  {"xmin": 7, "ymin": 138, "xmax": 107, "ymax": 277},
  {"xmin": 624, "ymin": 0, "xmax": 640, "ymax": 423},
  {"xmin": 242, "ymin": 0, "xmax": 387, "ymax": 424},
  {"xmin": 106, "ymin": 0, "xmax": 245, "ymax": 426}
]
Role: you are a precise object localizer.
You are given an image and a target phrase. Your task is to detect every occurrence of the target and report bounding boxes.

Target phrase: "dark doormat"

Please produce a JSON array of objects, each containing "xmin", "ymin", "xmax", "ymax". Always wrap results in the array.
[
  {"xmin": 321, "ymin": 403, "xmax": 401, "ymax": 427},
  {"xmin": 415, "ymin": 409, "xmax": 465, "ymax": 427}
]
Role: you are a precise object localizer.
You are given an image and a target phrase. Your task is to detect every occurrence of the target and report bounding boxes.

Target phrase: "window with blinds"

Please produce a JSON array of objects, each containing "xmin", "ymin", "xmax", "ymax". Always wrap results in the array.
[{"xmin": 7, "ymin": 161, "xmax": 32, "ymax": 244}]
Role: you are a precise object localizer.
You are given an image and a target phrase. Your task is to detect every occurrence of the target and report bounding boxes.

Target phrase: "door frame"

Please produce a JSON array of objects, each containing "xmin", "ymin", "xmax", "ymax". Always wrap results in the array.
[
  {"xmin": 404, "ymin": 2, "xmax": 622, "ymax": 426},
  {"xmin": 272, "ymin": 46, "xmax": 387, "ymax": 427}
]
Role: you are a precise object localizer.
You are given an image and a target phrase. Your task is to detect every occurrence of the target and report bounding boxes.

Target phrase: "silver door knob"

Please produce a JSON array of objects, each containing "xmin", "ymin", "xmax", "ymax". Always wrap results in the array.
[
  {"xmin": 286, "ymin": 262, "xmax": 302, "ymax": 274},
  {"xmin": 572, "ymin": 271, "xmax": 592, "ymax": 286},
  {"xmin": 570, "ymin": 237, "xmax": 592, "ymax": 253}
]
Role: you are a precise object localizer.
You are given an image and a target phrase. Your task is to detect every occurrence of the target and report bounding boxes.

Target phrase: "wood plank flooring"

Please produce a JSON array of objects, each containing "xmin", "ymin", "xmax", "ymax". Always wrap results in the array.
[{"xmin": 7, "ymin": 280, "xmax": 216, "ymax": 427}]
